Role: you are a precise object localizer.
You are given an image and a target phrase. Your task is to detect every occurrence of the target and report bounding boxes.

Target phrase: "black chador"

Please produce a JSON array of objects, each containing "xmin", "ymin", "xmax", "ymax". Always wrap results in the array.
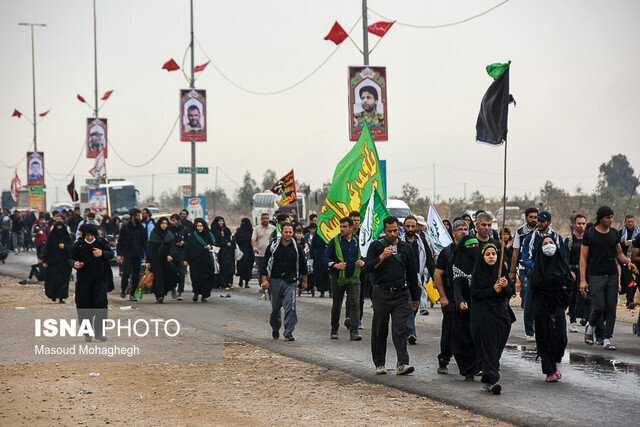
[
  {"xmin": 470, "ymin": 243, "xmax": 515, "ymax": 394},
  {"xmin": 185, "ymin": 219, "xmax": 217, "ymax": 302},
  {"xmin": 42, "ymin": 220, "xmax": 73, "ymax": 302}
]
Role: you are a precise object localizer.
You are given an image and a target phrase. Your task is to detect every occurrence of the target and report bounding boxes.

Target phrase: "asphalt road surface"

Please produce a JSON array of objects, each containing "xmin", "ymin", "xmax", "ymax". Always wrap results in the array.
[{"xmin": 2, "ymin": 254, "xmax": 640, "ymax": 426}]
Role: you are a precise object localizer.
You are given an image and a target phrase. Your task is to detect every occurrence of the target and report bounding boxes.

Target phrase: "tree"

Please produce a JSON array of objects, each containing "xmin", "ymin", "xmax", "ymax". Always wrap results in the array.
[
  {"xmin": 261, "ymin": 169, "xmax": 278, "ymax": 191},
  {"xmin": 597, "ymin": 154, "xmax": 639, "ymax": 197},
  {"xmin": 235, "ymin": 171, "xmax": 259, "ymax": 213},
  {"xmin": 204, "ymin": 188, "xmax": 231, "ymax": 215},
  {"xmin": 400, "ymin": 182, "xmax": 419, "ymax": 206}
]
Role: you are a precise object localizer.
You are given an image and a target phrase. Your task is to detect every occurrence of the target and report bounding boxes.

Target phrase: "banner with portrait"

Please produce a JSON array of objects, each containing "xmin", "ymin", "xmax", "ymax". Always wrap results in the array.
[
  {"xmin": 88, "ymin": 188, "xmax": 108, "ymax": 214},
  {"xmin": 26, "ymin": 151, "xmax": 45, "ymax": 186},
  {"xmin": 348, "ymin": 66, "xmax": 388, "ymax": 141},
  {"xmin": 180, "ymin": 89, "xmax": 207, "ymax": 142},
  {"xmin": 86, "ymin": 118, "xmax": 108, "ymax": 159}
]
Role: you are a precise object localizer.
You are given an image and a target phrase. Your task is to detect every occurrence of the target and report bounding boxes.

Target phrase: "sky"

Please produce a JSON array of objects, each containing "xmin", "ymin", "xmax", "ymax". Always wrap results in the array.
[{"xmin": 1, "ymin": 0, "xmax": 639, "ymax": 206}]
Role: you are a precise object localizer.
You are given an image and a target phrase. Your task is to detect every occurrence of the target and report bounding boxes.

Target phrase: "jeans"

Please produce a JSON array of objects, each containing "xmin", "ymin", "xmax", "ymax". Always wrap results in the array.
[
  {"xmin": 520, "ymin": 269, "xmax": 535, "ymax": 336},
  {"xmin": 588, "ymin": 274, "xmax": 618, "ymax": 340},
  {"xmin": 269, "ymin": 278, "xmax": 298, "ymax": 337}
]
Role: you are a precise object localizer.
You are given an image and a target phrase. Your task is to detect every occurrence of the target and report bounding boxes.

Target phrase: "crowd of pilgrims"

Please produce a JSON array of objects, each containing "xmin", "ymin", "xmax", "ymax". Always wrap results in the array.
[{"xmin": 9, "ymin": 204, "xmax": 640, "ymax": 395}]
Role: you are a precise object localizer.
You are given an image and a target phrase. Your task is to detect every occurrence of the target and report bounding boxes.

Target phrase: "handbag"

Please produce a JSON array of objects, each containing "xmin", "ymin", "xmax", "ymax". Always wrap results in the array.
[
  {"xmin": 234, "ymin": 244, "xmax": 244, "ymax": 262},
  {"xmin": 139, "ymin": 268, "xmax": 154, "ymax": 290}
]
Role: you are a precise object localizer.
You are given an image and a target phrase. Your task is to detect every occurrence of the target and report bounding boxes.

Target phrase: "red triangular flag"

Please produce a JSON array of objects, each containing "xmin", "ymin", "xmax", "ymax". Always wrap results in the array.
[
  {"xmin": 162, "ymin": 58, "xmax": 180, "ymax": 71},
  {"xmin": 76, "ymin": 94, "xmax": 86, "ymax": 103},
  {"xmin": 193, "ymin": 61, "xmax": 210, "ymax": 73},
  {"xmin": 11, "ymin": 109, "xmax": 22, "ymax": 118},
  {"xmin": 39, "ymin": 110, "xmax": 50, "ymax": 117},
  {"xmin": 101, "ymin": 90, "xmax": 113, "ymax": 101},
  {"xmin": 324, "ymin": 21, "xmax": 348, "ymax": 45},
  {"xmin": 368, "ymin": 21, "xmax": 394, "ymax": 37}
]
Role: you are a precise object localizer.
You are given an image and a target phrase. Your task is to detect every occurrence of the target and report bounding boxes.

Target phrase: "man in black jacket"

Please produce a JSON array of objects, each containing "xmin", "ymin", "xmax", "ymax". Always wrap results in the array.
[
  {"xmin": 116, "ymin": 208, "xmax": 146, "ymax": 301},
  {"xmin": 365, "ymin": 216, "xmax": 420, "ymax": 376}
]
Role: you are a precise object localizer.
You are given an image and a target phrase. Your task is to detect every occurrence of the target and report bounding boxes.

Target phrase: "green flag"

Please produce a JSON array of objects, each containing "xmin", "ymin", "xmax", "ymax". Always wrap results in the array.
[
  {"xmin": 318, "ymin": 122, "xmax": 386, "ymax": 242},
  {"xmin": 358, "ymin": 190, "xmax": 389, "ymax": 256}
]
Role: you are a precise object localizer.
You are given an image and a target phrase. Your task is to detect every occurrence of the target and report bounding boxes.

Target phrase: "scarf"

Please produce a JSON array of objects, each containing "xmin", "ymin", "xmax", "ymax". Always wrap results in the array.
[{"xmin": 334, "ymin": 235, "xmax": 361, "ymax": 285}]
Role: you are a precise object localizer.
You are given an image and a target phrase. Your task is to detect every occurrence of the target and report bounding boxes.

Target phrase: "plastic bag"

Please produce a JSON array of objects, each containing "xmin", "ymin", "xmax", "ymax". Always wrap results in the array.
[
  {"xmin": 425, "ymin": 279, "xmax": 440, "ymax": 304},
  {"xmin": 234, "ymin": 244, "xmax": 244, "ymax": 262}
]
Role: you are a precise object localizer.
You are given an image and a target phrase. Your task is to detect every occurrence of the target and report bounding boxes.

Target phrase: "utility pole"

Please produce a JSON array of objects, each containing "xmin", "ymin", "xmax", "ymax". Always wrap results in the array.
[
  {"xmin": 18, "ymin": 21, "xmax": 46, "ymax": 209},
  {"xmin": 463, "ymin": 182, "xmax": 467, "ymax": 201},
  {"xmin": 361, "ymin": 0, "xmax": 369, "ymax": 66},
  {"xmin": 432, "ymin": 163, "xmax": 436, "ymax": 204},
  {"xmin": 189, "ymin": 0, "xmax": 197, "ymax": 197},
  {"xmin": 151, "ymin": 174, "xmax": 155, "ymax": 201}
]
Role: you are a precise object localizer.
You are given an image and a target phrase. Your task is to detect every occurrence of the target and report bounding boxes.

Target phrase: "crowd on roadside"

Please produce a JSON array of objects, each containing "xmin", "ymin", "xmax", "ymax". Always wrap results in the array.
[{"xmin": 2, "ymin": 204, "xmax": 639, "ymax": 395}]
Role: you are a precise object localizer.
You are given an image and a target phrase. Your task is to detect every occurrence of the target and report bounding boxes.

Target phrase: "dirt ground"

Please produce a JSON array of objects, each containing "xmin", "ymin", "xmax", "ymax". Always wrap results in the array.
[{"xmin": 0, "ymin": 277, "xmax": 508, "ymax": 427}]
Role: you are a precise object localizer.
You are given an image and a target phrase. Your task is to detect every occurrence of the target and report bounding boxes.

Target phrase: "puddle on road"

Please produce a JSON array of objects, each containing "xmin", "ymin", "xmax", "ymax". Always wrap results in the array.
[{"xmin": 502, "ymin": 344, "xmax": 640, "ymax": 393}]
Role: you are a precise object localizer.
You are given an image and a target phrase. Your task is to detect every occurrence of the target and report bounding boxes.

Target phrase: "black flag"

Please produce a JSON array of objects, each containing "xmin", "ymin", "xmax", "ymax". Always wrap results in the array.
[
  {"xmin": 476, "ymin": 62, "xmax": 515, "ymax": 145},
  {"xmin": 67, "ymin": 176, "xmax": 79, "ymax": 202}
]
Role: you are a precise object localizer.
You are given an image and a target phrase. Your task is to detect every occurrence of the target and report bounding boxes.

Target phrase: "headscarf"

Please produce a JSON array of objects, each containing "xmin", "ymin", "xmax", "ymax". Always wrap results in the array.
[
  {"xmin": 471, "ymin": 243, "xmax": 500, "ymax": 290},
  {"xmin": 532, "ymin": 237, "xmax": 570, "ymax": 292},
  {"xmin": 453, "ymin": 235, "xmax": 480, "ymax": 275},
  {"xmin": 211, "ymin": 216, "xmax": 231, "ymax": 243},
  {"xmin": 79, "ymin": 223, "xmax": 99, "ymax": 239},
  {"xmin": 235, "ymin": 218, "xmax": 253, "ymax": 242},
  {"xmin": 193, "ymin": 218, "xmax": 215, "ymax": 247},
  {"xmin": 149, "ymin": 217, "xmax": 174, "ymax": 244}
]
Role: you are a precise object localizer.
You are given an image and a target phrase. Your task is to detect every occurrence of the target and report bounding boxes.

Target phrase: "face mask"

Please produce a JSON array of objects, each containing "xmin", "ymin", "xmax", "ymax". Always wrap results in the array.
[{"xmin": 542, "ymin": 243, "xmax": 557, "ymax": 257}]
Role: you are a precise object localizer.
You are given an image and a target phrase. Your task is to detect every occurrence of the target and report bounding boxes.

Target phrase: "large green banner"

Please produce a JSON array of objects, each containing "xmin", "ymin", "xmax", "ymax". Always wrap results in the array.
[{"xmin": 318, "ymin": 122, "xmax": 386, "ymax": 242}]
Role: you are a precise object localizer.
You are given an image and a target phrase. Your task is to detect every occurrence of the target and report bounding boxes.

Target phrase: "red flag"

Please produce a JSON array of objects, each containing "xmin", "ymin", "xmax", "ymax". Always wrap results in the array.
[
  {"xmin": 193, "ymin": 61, "xmax": 210, "ymax": 73},
  {"xmin": 324, "ymin": 21, "xmax": 348, "ymax": 45},
  {"xmin": 76, "ymin": 94, "xmax": 86, "ymax": 103},
  {"xmin": 11, "ymin": 109, "xmax": 22, "ymax": 118},
  {"xmin": 162, "ymin": 58, "xmax": 180, "ymax": 71},
  {"xmin": 101, "ymin": 90, "xmax": 113, "ymax": 101},
  {"xmin": 39, "ymin": 110, "xmax": 50, "ymax": 117},
  {"xmin": 367, "ymin": 21, "xmax": 394, "ymax": 37}
]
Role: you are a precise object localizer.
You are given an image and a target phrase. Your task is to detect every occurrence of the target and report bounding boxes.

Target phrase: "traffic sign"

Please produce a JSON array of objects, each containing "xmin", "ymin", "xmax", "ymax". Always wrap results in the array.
[{"xmin": 178, "ymin": 167, "xmax": 208, "ymax": 174}]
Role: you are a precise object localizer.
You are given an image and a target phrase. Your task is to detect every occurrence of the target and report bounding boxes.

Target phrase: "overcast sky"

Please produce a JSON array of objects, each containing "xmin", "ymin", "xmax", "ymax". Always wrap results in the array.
[{"xmin": 1, "ymin": 0, "xmax": 639, "ymax": 204}]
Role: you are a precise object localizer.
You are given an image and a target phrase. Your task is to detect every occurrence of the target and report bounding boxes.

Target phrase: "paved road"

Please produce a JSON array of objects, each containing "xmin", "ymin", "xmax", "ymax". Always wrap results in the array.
[{"xmin": 2, "ymin": 253, "xmax": 640, "ymax": 426}]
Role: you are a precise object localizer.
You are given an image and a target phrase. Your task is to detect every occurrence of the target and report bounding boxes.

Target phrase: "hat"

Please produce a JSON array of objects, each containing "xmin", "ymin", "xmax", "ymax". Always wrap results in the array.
[
  {"xmin": 596, "ymin": 206, "xmax": 614, "ymax": 224},
  {"xmin": 415, "ymin": 215, "xmax": 427, "ymax": 226},
  {"xmin": 538, "ymin": 211, "xmax": 552, "ymax": 222}
]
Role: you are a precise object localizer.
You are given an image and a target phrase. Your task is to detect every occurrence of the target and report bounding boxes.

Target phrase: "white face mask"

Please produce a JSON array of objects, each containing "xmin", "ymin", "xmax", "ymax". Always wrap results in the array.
[{"xmin": 542, "ymin": 243, "xmax": 557, "ymax": 257}]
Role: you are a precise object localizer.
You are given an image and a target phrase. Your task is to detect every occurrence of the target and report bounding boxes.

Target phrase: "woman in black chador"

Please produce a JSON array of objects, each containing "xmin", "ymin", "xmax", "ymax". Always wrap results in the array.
[
  {"xmin": 452, "ymin": 235, "xmax": 480, "ymax": 380},
  {"xmin": 72, "ymin": 223, "xmax": 113, "ymax": 341},
  {"xmin": 42, "ymin": 212, "xmax": 73, "ymax": 303},
  {"xmin": 470, "ymin": 243, "xmax": 515, "ymax": 395},
  {"xmin": 185, "ymin": 218, "xmax": 217, "ymax": 302},
  {"xmin": 234, "ymin": 218, "xmax": 255, "ymax": 288},
  {"xmin": 147, "ymin": 217, "xmax": 177, "ymax": 303},
  {"xmin": 211, "ymin": 216, "xmax": 234, "ymax": 289},
  {"xmin": 532, "ymin": 236, "xmax": 571, "ymax": 382}
]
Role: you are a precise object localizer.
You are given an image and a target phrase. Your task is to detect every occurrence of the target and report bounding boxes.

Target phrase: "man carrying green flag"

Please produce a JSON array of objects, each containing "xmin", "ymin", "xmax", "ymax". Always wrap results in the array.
[
  {"xmin": 317, "ymin": 121, "xmax": 386, "ymax": 243},
  {"xmin": 359, "ymin": 189, "xmax": 389, "ymax": 256}
]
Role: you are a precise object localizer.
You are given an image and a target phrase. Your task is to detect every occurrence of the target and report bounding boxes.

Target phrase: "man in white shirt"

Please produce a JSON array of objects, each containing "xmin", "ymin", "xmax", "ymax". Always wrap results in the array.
[{"xmin": 252, "ymin": 213, "xmax": 276, "ymax": 277}]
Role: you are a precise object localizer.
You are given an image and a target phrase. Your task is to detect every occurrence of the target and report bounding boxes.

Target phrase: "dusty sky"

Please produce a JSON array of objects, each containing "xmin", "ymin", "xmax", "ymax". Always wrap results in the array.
[{"xmin": 1, "ymin": 0, "xmax": 639, "ymax": 205}]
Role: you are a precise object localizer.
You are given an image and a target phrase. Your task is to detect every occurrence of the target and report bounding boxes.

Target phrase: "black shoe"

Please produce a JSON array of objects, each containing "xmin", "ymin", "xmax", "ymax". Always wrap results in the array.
[
  {"xmin": 58, "ymin": 298, "xmax": 65, "ymax": 304},
  {"xmin": 408, "ymin": 335, "xmax": 417, "ymax": 345},
  {"xmin": 272, "ymin": 330, "xmax": 279, "ymax": 340},
  {"xmin": 177, "ymin": 292, "xmax": 183, "ymax": 301},
  {"xmin": 129, "ymin": 295, "xmax": 137, "ymax": 302},
  {"xmin": 437, "ymin": 364, "xmax": 448, "ymax": 375},
  {"xmin": 350, "ymin": 333, "xmax": 362, "ymax": 341},
  {"xmin": 344, "ymin": 317, "xmax": 352, "ymax": 331},
  {"xmin": 284, "ymin": 334, "xmax": 295, "ymax": 342},
  {"xmin": 419, "ymin": 309, "xmax": 429, "ymax": 316},
  {"xmin": 320, "ymin": 292, "xmax": 325, "ymax": 298},
  {"xmin": 330, "ymin": 331, "xmax": 338, "ymax": 339},
  {"xmin": 486, "ymin": 383, "xmax": 502, "ymax": 395},
  {"xmin": 193, "ymin": 295, "xmax": 198, "ymax": 302}
]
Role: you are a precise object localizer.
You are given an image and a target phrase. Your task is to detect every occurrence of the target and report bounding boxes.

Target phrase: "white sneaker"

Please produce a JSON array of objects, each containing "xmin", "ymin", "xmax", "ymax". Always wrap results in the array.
[
  {"xmin": 603, "ymin": 338, "xmax": 616, "ymax": 350},
  {"xmin": 375, "ymin": 366, "xmax": 387, "ymax": 375},
  {"xmin": 525, "ymin": 335, "xmax": 536, "ymax": 342},
  {"xmin": 569, "ymin": 323, "xmax": 579, "ymax": 333}
]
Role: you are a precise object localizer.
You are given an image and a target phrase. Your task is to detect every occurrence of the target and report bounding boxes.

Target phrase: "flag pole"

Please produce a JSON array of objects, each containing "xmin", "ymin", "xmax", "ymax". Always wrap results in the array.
[{"xmin": 497, "ymin": 139, "xmax": 507, "ymax": 277}]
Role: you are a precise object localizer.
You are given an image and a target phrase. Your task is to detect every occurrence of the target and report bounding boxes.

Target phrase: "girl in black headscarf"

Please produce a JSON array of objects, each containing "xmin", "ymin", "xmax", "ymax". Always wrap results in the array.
[
  {"xmin": 42, "ymin": 212, "xmax": 73, "ymax": 303},
  {"xmin": 234, "ymin": 218, "xmax": 255, "ymax": 288},
  {"xmin": 532, "ymin": 236, "xmax": 571, "ymax": 382},
  {"xmin": 452, "ymin": 235, "xmax": 480, "ymax": 379},
  {"xmin": 211, "ymin": 216, "xmax": 234, "ymax": 289},
  {"xmin": 72, "ymin": 223, "xmax": 113, "ymax": 341},
  {"xmin": 147, "ymin": 217, "xmax": 177, "ymax": 303},
  {"xmin": 470, "ymin": 243, "xmax": 514, "ymax": 395},
  {"xmin": 185, "ymin": 218, "xmax": 217, "ymax": 302}
]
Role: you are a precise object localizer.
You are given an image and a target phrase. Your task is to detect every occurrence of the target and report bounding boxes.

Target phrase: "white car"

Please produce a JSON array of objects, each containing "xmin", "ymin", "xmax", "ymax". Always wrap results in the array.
[{"xmin": 386, "ymin": 199, "xmax": 411, "ymax": 224}]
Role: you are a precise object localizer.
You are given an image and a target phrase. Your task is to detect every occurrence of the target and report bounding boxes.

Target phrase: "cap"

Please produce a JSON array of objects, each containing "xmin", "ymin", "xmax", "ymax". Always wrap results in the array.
[{"xmin": 538, "ymin": 211, "xmax": 552, "ymax": 222}]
